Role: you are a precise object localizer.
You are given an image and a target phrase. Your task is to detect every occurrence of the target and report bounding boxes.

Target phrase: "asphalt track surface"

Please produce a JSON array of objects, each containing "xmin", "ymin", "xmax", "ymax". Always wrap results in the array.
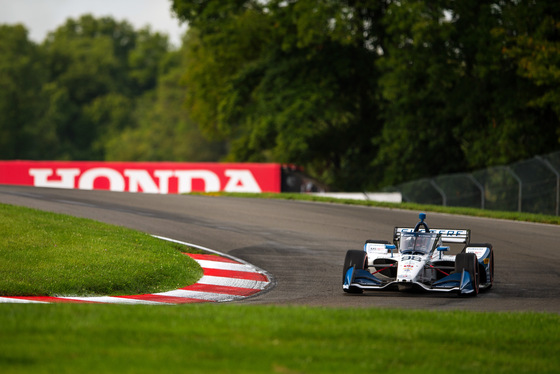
[{"xmin": 1, "ymin": 185, "xmax": 559, "ymax": 313}]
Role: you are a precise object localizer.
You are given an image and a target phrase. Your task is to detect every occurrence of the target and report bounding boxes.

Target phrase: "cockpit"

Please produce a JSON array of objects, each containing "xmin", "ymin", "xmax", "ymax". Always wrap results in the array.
[{"xmin": 399, "ymin": 232, "xmax": 439, "ymax": 255}]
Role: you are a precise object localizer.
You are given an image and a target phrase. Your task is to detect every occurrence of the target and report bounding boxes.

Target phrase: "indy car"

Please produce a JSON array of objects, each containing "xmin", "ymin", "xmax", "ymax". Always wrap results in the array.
[{"xmin": 343, "ymin": 213, "xmax": 494, "ymax": 296}]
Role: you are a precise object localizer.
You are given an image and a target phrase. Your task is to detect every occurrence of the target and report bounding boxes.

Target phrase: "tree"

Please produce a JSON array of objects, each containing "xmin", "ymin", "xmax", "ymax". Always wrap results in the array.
[
  {"xmin": 500, "ymin": 1, "xmax": 560, "ymax": 148},
  {"xmin": 173, "ymin": 0, "xmax": 387, "ymax": 189},
  {"xmin": 104, "ymin": 48, "xmax": 227, "ymax": 162},
  {"xmin": 373, "ymin": 0, "xmax": 464, "ymax": 186},
  {"xmin": 4, "ymin": 3, "xmax": 556, "ymax": 192},
  {"xmin": 447, "ymin": 0, "xmax": 551, "ymax": 169},
  {"xmin": 128, "ymin": 27, "xmax": 171, "ymax": 93},
  {"xmin": 0, "ymin": 24, "xmax": 52, "ymax": 159},
  {"xmin": 39, "ymin": 15, "xmax": 173, "ymax": 160},
  {"xmin": 374, "ymin": 0, "xmax": 560, "ymax": 185}
]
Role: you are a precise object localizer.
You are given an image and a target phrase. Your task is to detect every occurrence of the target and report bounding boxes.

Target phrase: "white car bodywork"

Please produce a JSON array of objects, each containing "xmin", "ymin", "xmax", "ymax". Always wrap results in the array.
[{"xmin": 343, "ymin": 214, "xmax": 494, "ymax": 296}]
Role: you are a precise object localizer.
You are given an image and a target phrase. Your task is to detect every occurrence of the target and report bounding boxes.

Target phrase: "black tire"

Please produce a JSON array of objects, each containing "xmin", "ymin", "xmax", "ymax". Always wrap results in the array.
[
  {"xmin": 455, "ymin": 253, "xmax": 479, "ymax": 296},
  {"xmin": 465, "ymin": 243, "xmax": 494, "ymax": 289},
  {"xmin": 342, "ymin": 250, "xmax": 367, "ymax": 294},
  {"xmin": 487, "ymin": 250, "xmax": 494, "ymax": 289}
]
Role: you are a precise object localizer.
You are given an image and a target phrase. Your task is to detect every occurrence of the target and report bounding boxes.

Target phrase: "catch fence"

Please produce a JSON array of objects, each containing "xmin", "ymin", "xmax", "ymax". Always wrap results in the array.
[{"xmin": 386, "ymin": 151, "xmax": 560, "ymax": 216}]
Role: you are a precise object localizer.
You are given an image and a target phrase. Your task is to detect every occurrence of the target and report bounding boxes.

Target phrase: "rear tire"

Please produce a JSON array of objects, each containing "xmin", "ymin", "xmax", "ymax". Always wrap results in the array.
[
  {"xmin": 343, "ymin": 250, "xmax": 367, "ymax": 294},
  {"xmin": 455, "ymin": 253, "xmax": 479, "ymax": 296}
]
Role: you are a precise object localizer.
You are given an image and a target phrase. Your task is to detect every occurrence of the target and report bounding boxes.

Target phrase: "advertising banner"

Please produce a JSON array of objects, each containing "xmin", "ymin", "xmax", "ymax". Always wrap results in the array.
[{"xmin": 0, "ymin": 161, "xmax": 281, "ymax": 194}]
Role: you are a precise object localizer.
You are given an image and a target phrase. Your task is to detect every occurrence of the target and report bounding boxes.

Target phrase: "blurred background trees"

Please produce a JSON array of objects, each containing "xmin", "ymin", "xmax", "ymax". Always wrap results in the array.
[
  {"xmin": 1, "ymin": 1, "xmax": 559, "ymax": 190},
  {"xmin": 0, "ymin": 14, "xmax": 225, "ymax": 163}
]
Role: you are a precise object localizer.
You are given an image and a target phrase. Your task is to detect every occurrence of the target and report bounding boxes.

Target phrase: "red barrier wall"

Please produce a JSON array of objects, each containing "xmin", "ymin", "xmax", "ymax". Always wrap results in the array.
[{"xmin": 0, "ymin": 161, "xmax": 281, "ymax": 193}]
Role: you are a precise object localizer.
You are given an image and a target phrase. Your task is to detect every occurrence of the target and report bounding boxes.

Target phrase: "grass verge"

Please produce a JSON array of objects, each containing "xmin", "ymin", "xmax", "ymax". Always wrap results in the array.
[
  {"xmin": 0, "ymin": 203, "xmax": 202, "ymax": 296},
  {"xmin": 195, "ymin": 192, "xmax": 560, "ymax": 225},
  {"xmin": 0, "ymin": 303, "xmax": 558, "ymax": 374}
]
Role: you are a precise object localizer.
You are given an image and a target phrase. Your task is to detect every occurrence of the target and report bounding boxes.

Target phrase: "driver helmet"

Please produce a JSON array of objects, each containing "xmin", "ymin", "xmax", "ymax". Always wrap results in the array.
[{"xmin": 416, "ymin": 235, "xmax": 430, "ymax": 250}]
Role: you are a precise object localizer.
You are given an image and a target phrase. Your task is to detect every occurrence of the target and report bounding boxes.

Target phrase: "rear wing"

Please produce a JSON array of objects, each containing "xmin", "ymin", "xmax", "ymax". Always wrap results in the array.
[{"xmin": 393, "ymin": 227, "xmax": 471, "ymax": 244}]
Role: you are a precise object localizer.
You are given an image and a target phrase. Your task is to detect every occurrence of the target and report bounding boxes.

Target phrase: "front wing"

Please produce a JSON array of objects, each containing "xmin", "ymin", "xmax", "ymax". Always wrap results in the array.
[{"xmin": 343, "ymin": 266, "xmax": 477, "ymax": 295}]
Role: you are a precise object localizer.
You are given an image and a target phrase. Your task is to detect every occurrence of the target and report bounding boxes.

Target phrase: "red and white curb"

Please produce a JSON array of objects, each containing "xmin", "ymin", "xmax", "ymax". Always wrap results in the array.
[{"xmin": 0, "ymin": 236, "xmax": 271, "ymax": 305}]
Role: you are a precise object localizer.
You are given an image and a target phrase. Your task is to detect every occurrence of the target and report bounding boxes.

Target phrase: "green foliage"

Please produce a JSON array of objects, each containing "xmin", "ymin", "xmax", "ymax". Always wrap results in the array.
[
  {"xmin": 104, "ymin": 49, "xmax": 227, "ymax": 161},
  {"xmin": 501, "ymin": 2, "xmax": 560, "ymax": 146},
  {"xmin": 447, "ymin": 1, "xmax": 556, "ymax": 170},
  {"xmin": 0, "ymin": 14, "xmax": 225, "ymax": 163},
  {"xmin": 1, "ymin": 2, "xmax": 559, "ymax": 190},
  {"xmin": 0, "ymin": 25, "xmax": 49, "ymax": 159},
  {"xmin": 374, "ymin": 0, "xmax": 464, "ymax": 186},
  {"xmin": 39, "ymin": 15, "xmax": 154, "ymax": 159},
  {"xmin": 170, "ymin": 0, "xmax": 560, "ymax": 189},
  {"xmin": 175, "ymin": 0, "xmax": 385, "ymax": 189},
  {"xmin": 127, "ymin": 27, "xmax": 170, "ymax": 92}
]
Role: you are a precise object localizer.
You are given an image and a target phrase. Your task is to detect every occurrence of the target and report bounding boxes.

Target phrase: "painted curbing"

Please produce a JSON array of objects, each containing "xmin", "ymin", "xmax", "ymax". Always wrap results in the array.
[{"xmin": 0, "ymin": 237, "xmax": 271, "ymax": 305}]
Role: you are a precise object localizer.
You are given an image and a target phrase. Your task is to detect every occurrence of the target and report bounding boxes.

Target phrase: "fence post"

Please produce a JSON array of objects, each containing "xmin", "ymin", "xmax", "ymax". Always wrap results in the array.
[
  {"xmin": 506, "ymin": 167, "xmax": 522, "ymax": 212},
  {"xmin": 430, "ymin": 179, "xmax": 447, "ymax": 206},
  {"xmin": 536, "ymin": 156, "xmax": 560, "ymax": 216},
  {"xmin": 467, "ymin": 174, "xmax": 485, "ymax": 210}
]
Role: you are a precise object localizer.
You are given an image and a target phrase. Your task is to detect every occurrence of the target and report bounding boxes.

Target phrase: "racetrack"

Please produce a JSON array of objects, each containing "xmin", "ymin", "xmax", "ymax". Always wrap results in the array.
[{"xmin": 1, "ymin": 185, "xmax": 558, "ymax": 313}]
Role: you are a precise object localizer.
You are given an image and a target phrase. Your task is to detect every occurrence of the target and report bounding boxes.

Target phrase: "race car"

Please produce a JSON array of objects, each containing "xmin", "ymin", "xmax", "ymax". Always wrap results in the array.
[{"xmin": 342, "ymin": 213, "xmax": 494, "ymax": 296}]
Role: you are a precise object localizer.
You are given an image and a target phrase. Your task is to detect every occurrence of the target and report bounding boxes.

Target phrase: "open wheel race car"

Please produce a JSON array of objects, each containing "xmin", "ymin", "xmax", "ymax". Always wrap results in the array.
[{"xmin": 343, "ymin": 213, "xmax": 494, "ymax": 296}]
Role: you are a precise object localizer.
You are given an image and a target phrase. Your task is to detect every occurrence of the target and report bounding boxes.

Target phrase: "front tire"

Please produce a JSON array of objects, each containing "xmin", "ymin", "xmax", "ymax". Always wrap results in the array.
[
  {"xmin": 468, "ymin": 243, "xmax": 494, "ymax": 289},
  {"xmin": 343, "ymin": 250, "xmax": 367, "ymax": 294},
  {"xmin": 455, "ymin": 253, "xmax": 479, "ymax": 296},
  {"xmin": 487, "ymin": 250, "xmax": 494, "ymax": 289}
]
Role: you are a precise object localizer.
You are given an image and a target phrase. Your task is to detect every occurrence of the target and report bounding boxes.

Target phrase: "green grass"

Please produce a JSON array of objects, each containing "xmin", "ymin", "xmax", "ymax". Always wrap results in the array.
[
  {"xmin": 0, "ymin": 203, "xmax": 203, "ymax": 296},
  {"xmin": 0, "ymin": 304, "xmax": 557, "ymax": 374},
  {"xmin": 196, "ymin": 192, "xmax": 560, "ymax": 225}
]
